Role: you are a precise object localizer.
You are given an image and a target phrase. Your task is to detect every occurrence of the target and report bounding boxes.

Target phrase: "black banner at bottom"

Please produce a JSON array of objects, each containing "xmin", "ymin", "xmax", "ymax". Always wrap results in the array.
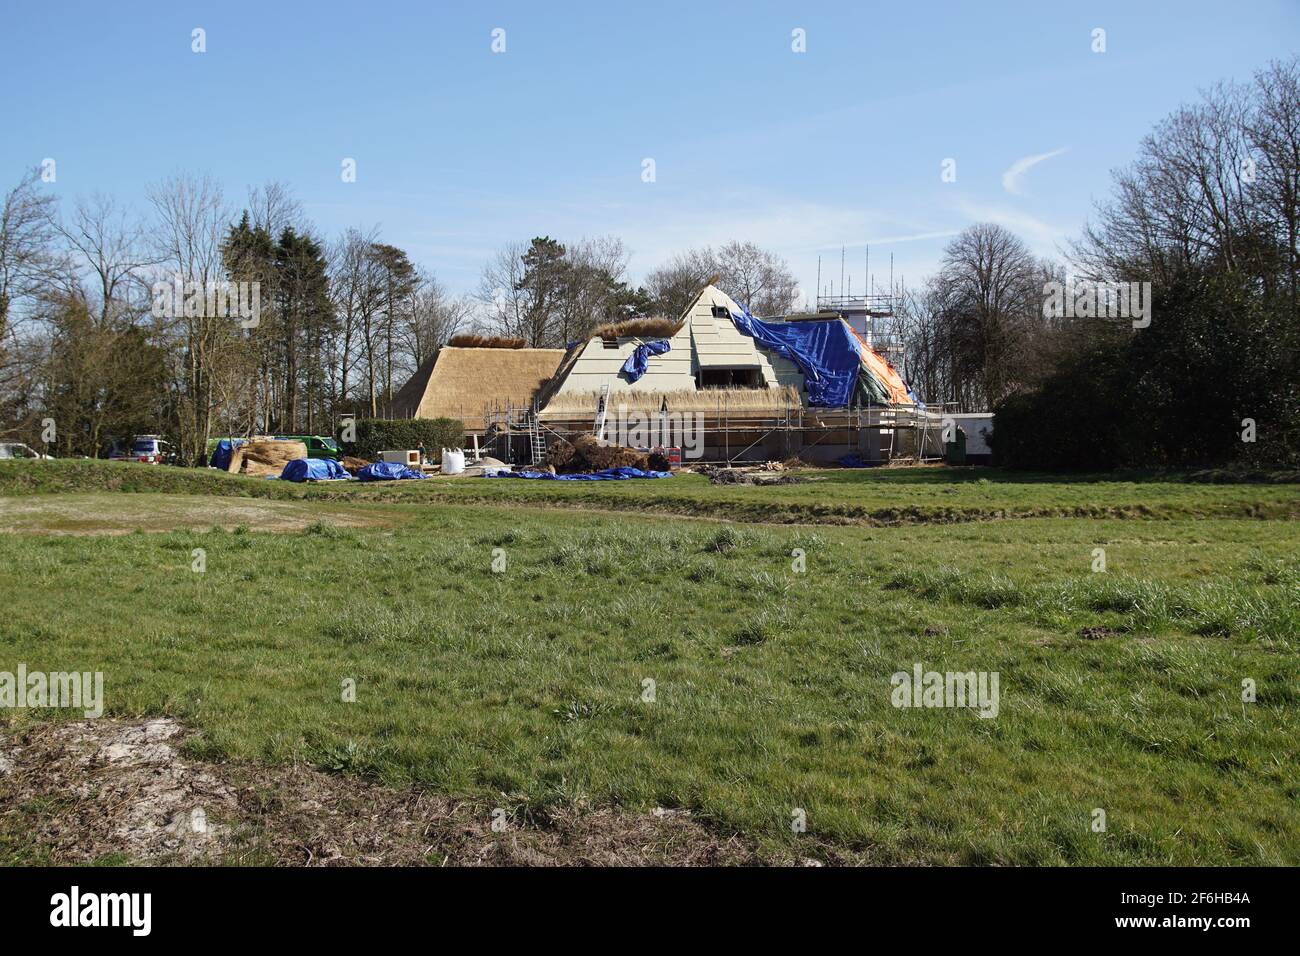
[{"xmin": 0, "ymin": 866, "xmax": 1288, "ymax": 942}]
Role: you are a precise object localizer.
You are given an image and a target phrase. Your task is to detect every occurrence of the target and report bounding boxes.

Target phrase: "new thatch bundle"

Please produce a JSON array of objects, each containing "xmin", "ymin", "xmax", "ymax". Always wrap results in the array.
[
  {"xmin": 446, "ymin": 334, "xmax": 526, "ymax": 349},
  {"xmin": 228, "ymin": 439, "xmax": 308, "ymax": 478},
  {"xmin": 592, "ymin": 317, "xmax": 684, "ymax": 340}
]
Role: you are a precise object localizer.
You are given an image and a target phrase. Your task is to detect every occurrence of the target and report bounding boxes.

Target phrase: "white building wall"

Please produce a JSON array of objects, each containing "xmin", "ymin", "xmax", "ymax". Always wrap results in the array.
[
  {"xmin": 549, "ymin": 285, "xmax": 804, "ymax": 400},
  {"xmin": 950, "ymin": 413, "xmax": 994, "ymax": 455}
]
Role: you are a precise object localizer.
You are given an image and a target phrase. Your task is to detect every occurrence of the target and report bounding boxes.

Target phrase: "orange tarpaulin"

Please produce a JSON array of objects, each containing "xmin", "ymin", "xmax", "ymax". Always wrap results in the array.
[{"xmin": 847, "ymin": 325, "xmax": 914, "ymax": 406}]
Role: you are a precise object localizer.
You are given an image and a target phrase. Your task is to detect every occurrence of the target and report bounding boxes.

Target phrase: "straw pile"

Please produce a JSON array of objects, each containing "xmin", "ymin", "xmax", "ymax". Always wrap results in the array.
[
  {"xmin": 545, "ymin": 435, "xmax": 659, "ymax": 473},
  {"xmin": 228, "ymin": 439, "xmax": 308, "ymax": 478},
  {"xmin": 447, "ymin": 334, "xmax": 525, "ymax": 349},
  {"xmin": 542, "ymin": 385, "xmax": 801, "ymax": 417},
  {"xmin": 592, "ymin": 317, "xmax": 684, "ymax": 340}
]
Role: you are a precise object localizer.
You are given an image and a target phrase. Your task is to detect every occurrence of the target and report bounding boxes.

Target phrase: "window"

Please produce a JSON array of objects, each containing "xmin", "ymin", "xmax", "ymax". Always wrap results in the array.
[
  {"xmin": 698, "ymin": 368, "xmax": 762, "ymax": 388},
  {"xmin": 710, "ymin": 305, "xmax": 731, "ymax": 319}
]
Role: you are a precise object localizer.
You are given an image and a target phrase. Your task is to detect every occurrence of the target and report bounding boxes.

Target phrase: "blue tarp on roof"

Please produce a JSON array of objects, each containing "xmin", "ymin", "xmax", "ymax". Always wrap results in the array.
[
  {"xmin": 279, "ymin": 458, "xmax": 351, "ymax": 482},
  {"xmin": 355, "ymin": 461, "xmax": 426, "ymax": 481},
  {"xmin": 727, "ymin": 307, "xmax": 862, "ymax": 407},
  {"xmin": 485, "ymin": 467, "xmax": 672, "ymax": 481},
  {"xmin": 620, "ymin": 339, "xmax": 671, "ymax": 382}
]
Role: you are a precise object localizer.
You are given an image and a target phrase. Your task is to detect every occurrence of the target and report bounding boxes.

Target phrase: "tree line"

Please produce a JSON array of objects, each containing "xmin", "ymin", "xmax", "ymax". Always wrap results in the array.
[
  {"xmin": 0, "ymin": 164, "xmax": 803, "ymax": 461},
  {"xmin": 0, "ymin": 58, "xmax": 1293, "ymax": 470},
  {"xmin": 956, "ymin": 57, "xmax": 1297, "ymax": 470}
]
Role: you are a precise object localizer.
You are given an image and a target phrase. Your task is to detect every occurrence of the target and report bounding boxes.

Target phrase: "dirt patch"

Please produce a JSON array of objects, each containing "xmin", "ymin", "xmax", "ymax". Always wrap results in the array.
[
  {"xmin": 0, "ymin": 718, "xmax": 809, "ymax": 866},
  {"xmin": 0, "ymin": 494, "xmax": 384, "ymax": 535},
  {"xmin": 1, "ymin": 718, "xmax": 236, "ymax": 863},
  {"xmin": 1077, "ymin": 625, "xmax": 1122, "ymax": 640},
  {"xmin": 695, "ymin": 464, "xmax": 810, "ymax": 486}
]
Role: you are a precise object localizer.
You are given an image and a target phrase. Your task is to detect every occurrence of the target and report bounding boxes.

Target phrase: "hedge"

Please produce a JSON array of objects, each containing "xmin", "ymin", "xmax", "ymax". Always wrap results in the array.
[{"xmin": 345, "ymin": 418, "xmax": 467, "ymax": 459}]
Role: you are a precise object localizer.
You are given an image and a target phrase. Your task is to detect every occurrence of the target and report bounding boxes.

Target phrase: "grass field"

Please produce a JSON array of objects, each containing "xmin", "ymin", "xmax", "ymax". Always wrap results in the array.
[{"xmin": 1, "ymin": 460, "xmax": 1297, "ymax": 865}]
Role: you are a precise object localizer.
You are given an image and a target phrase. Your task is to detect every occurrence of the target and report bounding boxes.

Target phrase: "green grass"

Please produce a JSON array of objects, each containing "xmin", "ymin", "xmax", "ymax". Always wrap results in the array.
[
  {"xmin": 1, "ymin": 461, "xmax": 1297, "ymax": 864},
  {"xmin": 2, "ymin": 459, "xmax": 1298, "ymax": 526}
]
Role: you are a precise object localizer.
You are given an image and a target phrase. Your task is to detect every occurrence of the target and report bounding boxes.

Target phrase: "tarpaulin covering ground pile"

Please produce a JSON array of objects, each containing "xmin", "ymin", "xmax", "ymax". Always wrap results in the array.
[
  {"xmin": 484, "ymin": 467, "xmax": 672, "ymax": 481},
  {"xmin": 620, "ymin": 340, "xmax": 671, "ymax": 382},
  {"xmin": 355, "ymin": 461, "xmax": 426, "ymax": 481},
  {"xmin": 727, "ymin": 306, "xmax": 916, "ymax": 408},
  {"xmin": 279, "ymin": 458, "xmax": 351, "ymax": 482},
  {"xmin": 208, "ymin": 439, "xmax": 245, "ymax": 471}
]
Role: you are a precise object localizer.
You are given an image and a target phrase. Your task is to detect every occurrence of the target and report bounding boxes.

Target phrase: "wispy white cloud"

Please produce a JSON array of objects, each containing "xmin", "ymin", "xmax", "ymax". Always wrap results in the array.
[
  {"xmin": 1001, "ymin": 147, "xmax": 1068, "ymax": 196},
  {"xmin": 952, "ymin": 198, "xmax": 1068, "ymax": 254}
]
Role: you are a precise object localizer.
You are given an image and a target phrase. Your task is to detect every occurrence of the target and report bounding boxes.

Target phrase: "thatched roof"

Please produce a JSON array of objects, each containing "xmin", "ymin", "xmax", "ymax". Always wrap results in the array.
[
  {"xmin": 389, "ymin": 346, "xmax": 565, "ymax": 432},
  {"xmin": 541, "ymin": 385, "xmax": 801, "ymax": 418}
]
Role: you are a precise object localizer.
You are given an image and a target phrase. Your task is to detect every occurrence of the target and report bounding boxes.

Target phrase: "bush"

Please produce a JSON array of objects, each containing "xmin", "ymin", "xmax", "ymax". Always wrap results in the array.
[
  {"xmin": 990, "ymin": 346, "xmax": 1132, "ymax": 470},
  {"xmin": 346, "ymin": 418, "xmax": 466, "ymax": 459},
  {"xmin": 991, "ymin": 269, "xmax": 1299, "ymax": 472}
]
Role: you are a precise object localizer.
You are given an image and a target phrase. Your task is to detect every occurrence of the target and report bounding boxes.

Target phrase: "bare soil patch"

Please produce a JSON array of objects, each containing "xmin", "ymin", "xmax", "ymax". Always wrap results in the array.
[
  {"xmin": 0, "ymin": 719, "xmax": 816, "ymax": 866},
  {"xmin": 0, "ymin": 494, "xmax": 383, "ymax": 535}
]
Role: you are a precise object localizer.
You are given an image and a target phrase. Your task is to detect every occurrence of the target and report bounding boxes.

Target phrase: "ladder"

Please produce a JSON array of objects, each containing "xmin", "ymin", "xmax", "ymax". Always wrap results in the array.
[
  {"xmin": 525, "ymin": 406, "xmax": 547, "ymax": 465},
  {"xmin": 593, "ymin": 381, "xmax": 610, "ymax": 441}
]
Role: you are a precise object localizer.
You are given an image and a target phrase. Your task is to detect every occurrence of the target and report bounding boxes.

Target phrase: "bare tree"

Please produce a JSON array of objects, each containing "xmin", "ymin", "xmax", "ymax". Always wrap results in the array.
[
  {"xmin": 401, "ymin": 268, "xmax": 471, "ymax": 368},
  {"xmin": 645, "ymin": 241, "xmax": 797, "ymax": 317},
  {"xmin": 713, "ymin": 240, "xmax": 798, "ymax": 316},
  {"xmin": 644, "ymin": 248, "xmax": 715, "ymax": 319},
  {"xmin": 147, "ymin": 173, "xmax": 233, "ymax": 460},
  {"xmin": 0, "ymin": 168, "xmax": 59, "ymax": 341},
  {"xmin": 1073, "ymin": 59, "xmax": 1300, "ymax": 296},
  {"xmin": 476, "ymin": 239, "xmax": 533, "ymax": 342},
  {"xmin": 1247, "ymin": 57, "xmax": 1300, "ymax": 308},
  {"xmin": 922, "ymin": 224, "xmax": 1044, "ymax": 407},
  {"xmin": 53, "ymin": 193, "xmax": 156, "ymax": 329},
  {"xmin": 556, "ymin": 235, "xmax": 631, "ymax": 341}
]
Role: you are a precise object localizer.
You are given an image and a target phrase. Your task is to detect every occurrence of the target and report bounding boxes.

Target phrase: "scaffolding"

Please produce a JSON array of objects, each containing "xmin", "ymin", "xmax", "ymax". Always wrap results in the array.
[{"xmin": 482, "ymin": 394, "xmax": 949, "ymax": 467}]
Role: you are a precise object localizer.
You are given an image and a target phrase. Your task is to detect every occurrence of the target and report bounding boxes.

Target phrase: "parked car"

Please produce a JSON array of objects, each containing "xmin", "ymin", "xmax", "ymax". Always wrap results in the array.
[
  {"xmin": 272, "ymin": 434, "xmax": 342, "ymax": 459},
  {"xmin": 0, "ymin": 442, "xmax": 51, "ymax": 460},
  {"xmin": 108, "ymin": 435, "xmax": 175, "ymax": 464}
]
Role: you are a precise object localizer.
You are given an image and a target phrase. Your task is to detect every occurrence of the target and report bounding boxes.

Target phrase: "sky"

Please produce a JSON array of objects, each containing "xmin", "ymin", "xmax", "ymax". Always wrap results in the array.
[{"xmin": 2, "ymin": 1, "xmax": 1297, "ymax": 305}]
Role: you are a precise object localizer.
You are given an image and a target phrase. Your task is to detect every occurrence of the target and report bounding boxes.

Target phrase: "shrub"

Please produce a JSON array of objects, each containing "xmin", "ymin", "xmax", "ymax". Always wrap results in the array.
[{"xmin": 346, "ymin": 418, "xmax": 465, "ymax": 458}]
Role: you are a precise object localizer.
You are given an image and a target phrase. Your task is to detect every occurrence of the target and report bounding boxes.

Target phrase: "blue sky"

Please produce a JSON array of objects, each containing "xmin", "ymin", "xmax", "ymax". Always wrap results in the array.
[{"xmin": 3, "ymin": 1, "xmax": 1296, "ymax": 303}]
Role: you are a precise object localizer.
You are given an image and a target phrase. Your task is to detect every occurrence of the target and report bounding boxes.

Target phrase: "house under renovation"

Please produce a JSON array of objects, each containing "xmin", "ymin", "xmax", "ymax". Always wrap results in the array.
[{"xmin": 481, "ymin": 284, "xmax": 944, "ymax": 465}]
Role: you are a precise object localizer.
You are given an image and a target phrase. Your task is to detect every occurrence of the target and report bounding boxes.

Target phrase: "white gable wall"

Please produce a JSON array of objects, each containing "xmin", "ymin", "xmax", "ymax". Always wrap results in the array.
[{"xmin": 548, "ymin": 285, "xmax": 803, "ymax": 401}]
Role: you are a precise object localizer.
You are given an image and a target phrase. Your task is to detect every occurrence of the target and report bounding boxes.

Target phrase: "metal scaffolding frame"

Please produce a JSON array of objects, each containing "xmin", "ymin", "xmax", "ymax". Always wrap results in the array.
[{"xmin": 481, "ymin": 395, "xmax": 950, "ymax": 466}]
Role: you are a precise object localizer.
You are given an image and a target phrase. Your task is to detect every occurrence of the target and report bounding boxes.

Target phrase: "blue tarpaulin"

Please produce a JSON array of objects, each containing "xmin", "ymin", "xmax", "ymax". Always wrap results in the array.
[
  {"xmin": 279, "ymin": 458, "xmax": 351, "ymax": 482},
  {"xmin": 620, "ymin": 339, "xmax": 671, "ymax": 382},
  {"xmin": 209, "ymin": 439, "xmax": 245, "ymax": 471},
  {"xmin": 485, "ymin": 467, "xmax": 672, "ymax": 481},
  {"xmin": 727, "ymin": 307, "xmax": 862, "ymax": 407},
  {"xmin": 355, "ymin": 461, "xmax": 426, "ymax": 481}
]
